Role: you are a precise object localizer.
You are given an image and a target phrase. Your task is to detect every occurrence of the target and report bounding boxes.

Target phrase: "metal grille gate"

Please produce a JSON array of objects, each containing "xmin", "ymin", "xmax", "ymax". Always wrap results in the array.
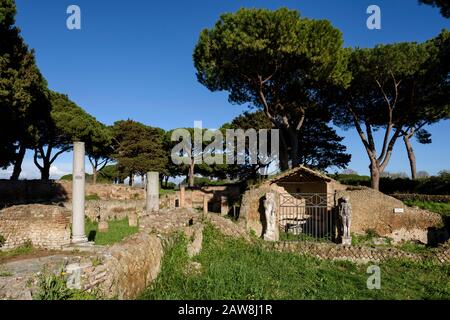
[{"xmin": 279, "ymin": 193, "xmax": 335, "ymax": 241}]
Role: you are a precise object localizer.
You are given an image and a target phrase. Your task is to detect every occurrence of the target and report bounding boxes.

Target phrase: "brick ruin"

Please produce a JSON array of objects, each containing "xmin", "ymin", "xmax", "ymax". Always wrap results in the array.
[{"xmin": 0, "ymin": 204, "xmax": 71, "ymax": 250}]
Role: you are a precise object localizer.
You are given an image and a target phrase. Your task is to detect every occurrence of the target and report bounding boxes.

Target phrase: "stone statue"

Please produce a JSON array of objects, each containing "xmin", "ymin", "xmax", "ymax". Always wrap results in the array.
[
  {"xmin": 338, "ymin": 196, "xmax": 352, "ymax": 245},
  {"xmin": 263, "ymin": 192, "xmax": 279, "ymax": 241}
]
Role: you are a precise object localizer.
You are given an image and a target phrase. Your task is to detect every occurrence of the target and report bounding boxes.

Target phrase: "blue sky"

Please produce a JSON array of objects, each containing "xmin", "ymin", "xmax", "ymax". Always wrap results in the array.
[{"xmin": 1, "ymin": 0, "xmax": 449, "ymax": 179}]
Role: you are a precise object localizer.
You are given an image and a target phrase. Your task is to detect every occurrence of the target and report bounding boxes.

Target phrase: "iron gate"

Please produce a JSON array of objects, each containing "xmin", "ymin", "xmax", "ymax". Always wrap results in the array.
[{"xmin": 278, "ymin": 193, "xmax": 336, "ymax": 241}]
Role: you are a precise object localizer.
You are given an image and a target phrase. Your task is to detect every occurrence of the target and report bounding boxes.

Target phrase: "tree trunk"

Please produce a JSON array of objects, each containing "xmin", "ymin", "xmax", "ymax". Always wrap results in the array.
[
  {"xmin": 289, "ymin": 129, "xmax": 300, "ymax": 168},
  {"xmin": 10, "ymin": 144, "xmax": 27, "ymax": 181},
  {"xmin": 369, "ymin": 161, "xmax": 381, "ymax": 191},
  {"xmin": 403, "ymin": 135, "xmax": 417, "ymax": 180},
  {"xmin": 188, "ymin": 158, "xmax": 195, "ymax": 187},
  {"xmin": 41, "ymin": 164, "xmax": 51, "ymax": 180},
  {"xmin": 128, "ymin": 174, "xmax": 133, "ymax": 186},
  {"xmin": 92, "ymin": 165, "xmax": 98, "ymax": 185},
  {"xmin": 278, "ymin": 132, "xmax": 290, "ymax": 171}
]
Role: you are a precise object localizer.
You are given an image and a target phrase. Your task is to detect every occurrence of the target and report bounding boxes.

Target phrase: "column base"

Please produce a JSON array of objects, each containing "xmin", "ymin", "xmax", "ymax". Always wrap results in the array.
[
  {"xmin": 341, "ymin": 236, "xmax": 352, "ymax": 246},
  {"xmin": 71, "ymin": 235, "xmax": 88, "ymax": 245},
  {"xmin": 263, "ymin": 230, "xmax": 279, "ymax": 242}
]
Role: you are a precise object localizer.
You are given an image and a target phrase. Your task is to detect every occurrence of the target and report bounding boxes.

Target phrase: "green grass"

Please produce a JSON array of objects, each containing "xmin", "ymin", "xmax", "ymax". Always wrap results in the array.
[
  {"xmin": 398, "ymin": 242, "xmax": 429, "ymax": 254},
  {"xmin": 33, "ymin": 270, "xmax": 97, "ymax": 300},
  {"xmin": 85, "ymin": 218, "xmax": 139, "ymax": 245},
  {"xmin": 0, "ymin": 241, "xmax": 34, "ymax": 262},
  {"xmin": 0, "ymin": 269, "xmax": 13, "ymax": 277},
  {"xmin": 351, "ymin": 229, "xmax": 390, "ymax": 246},
  {"xmin": 85, "ymin": 193, "xmax": 100, "ymax": 201},
  {"xmin": 140, "ymin": 225, "xmax": 450, "ymax": 300},
  {"xmin": 279, "ymin": 232, "xmax": 332, "ymax": 243},
  {"xmin": 351, "ymin": 229, "xmax": 437, "ymax": 254},
  {"xmin": 160, "ymin": 188, "xmax": 176, "ymax": 196},
  {"xmin": 404, "ymin": 200, "xmax": 450, "ymax": 217}
]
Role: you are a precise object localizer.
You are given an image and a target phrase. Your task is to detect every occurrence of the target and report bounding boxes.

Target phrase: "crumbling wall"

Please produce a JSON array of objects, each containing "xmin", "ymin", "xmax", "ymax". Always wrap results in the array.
[
  {"xmin": 336, "ymin": 187, "xmax": 446, "ymax": 244},
  {"xmin": 0, "ymin": 180, "xmax": 145, "ymax": 207},
  {"xmin": 239, "ymin": 183, "xmax": 287, "ymax": 237},
  {"xmin": 64, "ymin": 209, "xmax": 248, "ymax": 299},
  {"xmin": 0, "ymin": 205, "xmax": 71, "ymax": 250},
  {"xmin": 63, "ymin": 200, "xmax": 145, "ymax": 222},
  {"xmin": 159, "ymin": 185, "xmax": 241, "ymax": 215},
  {"xmin": 0, "ymin": 180, "xmax": 68, "ymax": 206},
  {"xmin": 60, "ymin": 181, "xmax": 145, "ymax": 201}
]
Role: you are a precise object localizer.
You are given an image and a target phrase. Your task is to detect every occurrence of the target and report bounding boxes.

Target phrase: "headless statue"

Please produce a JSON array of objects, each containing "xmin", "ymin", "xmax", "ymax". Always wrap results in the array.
[
  {"xmin": 339, "ymin": 196, "xmax": 352, "ymax": 241},
  {"xmin": 263, "ymin": 192, "xmax": 279, "ymax": 241}
]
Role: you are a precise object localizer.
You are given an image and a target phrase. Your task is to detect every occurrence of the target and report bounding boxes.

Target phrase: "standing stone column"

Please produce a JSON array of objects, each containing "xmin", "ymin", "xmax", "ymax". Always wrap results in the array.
[
  {"xmin": 72, "ymin": 142, "xmax": 87, "ymax": 244},
  {"xmin": 180, "ymin": 185, "xmax": 186, "ymax": 208},
  {"xmin": 146, "ymin": 172, "xmax": 159, "ymax": 213},
  {"xmin": 203, "ymin": 195, "xmax": 208, "ymax": 214}
]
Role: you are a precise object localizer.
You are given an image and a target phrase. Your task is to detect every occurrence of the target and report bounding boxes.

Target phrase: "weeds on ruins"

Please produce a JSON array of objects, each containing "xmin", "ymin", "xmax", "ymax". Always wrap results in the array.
[{"xmin": 141, "ymin": 225, "xmax": 450, "ymax": 300}]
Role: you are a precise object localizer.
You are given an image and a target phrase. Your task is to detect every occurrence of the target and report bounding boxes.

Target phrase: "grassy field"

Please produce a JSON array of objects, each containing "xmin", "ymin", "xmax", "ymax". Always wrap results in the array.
[
  {"xmin": 0, "ymin": 241, "xmax": 34, "ymax": 263},
  {"xmin": 404, "ymin": 200, "xmax": 450, "ymax": 217},
  {"xmin": 85, "ymin": 218, "xmax": 139, "ymax": 245},
  {"xmin": 160, "ymin": 188, "xmax": 176, "ymax": 196},
  {"xmin": 140, "ymin": 225, "xmax": 450, "ymax": 300}
]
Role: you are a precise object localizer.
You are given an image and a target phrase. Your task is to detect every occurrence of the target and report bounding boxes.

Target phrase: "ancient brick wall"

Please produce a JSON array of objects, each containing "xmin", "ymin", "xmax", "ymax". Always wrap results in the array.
[
  {"xmin": 239, "ymin": 184, "xmax": 273, "ymax": 237},
  {"xmin": 268, "ymin": 241, "xmax": 450, "ymax": 264},
  {"xmin": 63, "ymin": 209, "xmax": 248, "ymax": 299},
  {"xmin": 60, "ymin": 181, "xmax": 145, "ymax": 201},
  {"xmin": 336, "ymin": 187, "xmax": 446, "ymax": 244},
  {"xmin": 0, "ymin": 180, "xmax": 68, "ymax": 206},
  {"xmin": 0, "ymin": 180, "xmax": 145, "ymax": 207},
  {"xmin": 159, "ymin": 185, "xmax": 241, "ymax": 214},
  {"xmin": 73, "ymin": 231, "xmax": 165, "ymax": 299},
  {"xmin": 0, "ymin": 205, "xmax": 71, "ymax": 250},
  {"xmin": 63, "ymin": 200, "xmax": 145, "ymax": 222}
]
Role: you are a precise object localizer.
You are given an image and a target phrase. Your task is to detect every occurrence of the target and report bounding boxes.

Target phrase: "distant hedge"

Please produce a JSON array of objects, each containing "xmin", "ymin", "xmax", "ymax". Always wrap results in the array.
[
  {"xmin": 181, "ymin": 177, "xmax": 233, "ymax": 187},
  {"xmin": 331, "ymin": 172, "xmax": 450, "ymax": 195},
  {"xmin": 391, "ymin": 194, "xmax": 450, "ymax": 203},
  {"xmin": 60, "ymin": 173, "xmax": 110, "ymax": 184}
]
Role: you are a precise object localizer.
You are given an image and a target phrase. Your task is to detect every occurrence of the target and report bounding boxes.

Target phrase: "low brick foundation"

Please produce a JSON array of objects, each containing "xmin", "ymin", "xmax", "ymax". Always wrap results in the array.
[
  {"xmin": 0, "ymin": 205, "xmax": 71, "ymax": 250},
  {"xmin": 65, "ymin": 200, "xmax": 145, "ymax": 222},
  {"xmin": 268, "ymin": 241, "xmax": 450, "ymax": 264},
  {"xmin": 0, "ymin": 180, "xmax": 145, "ymax": 207},
  {"xmin": 61, "ymin": 209, "xmax": 202, "ymax": 299}
]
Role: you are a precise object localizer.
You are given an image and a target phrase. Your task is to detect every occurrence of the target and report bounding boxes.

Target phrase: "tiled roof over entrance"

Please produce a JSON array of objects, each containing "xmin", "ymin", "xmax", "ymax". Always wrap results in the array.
[{"xmin": 268, "ymin": 165, "xmax": 334, "ymax": 184}]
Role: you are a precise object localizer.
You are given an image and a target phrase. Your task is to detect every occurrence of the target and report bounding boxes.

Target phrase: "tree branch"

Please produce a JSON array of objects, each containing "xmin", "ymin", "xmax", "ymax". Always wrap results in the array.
[
  {"xmin": 380, "ymin": 127, "xmax": 401, "ymax": 170},
  {"xmin": 295, "ymin": 108, "xmax": 306, "ymax": 131},
  {"xmin": 33, "ymin": 149, "xmax": 43, "ymax": 171},
  {"xmin": 347, "ymin": 105, "xmax": 374, "ymax": 158},
  {"xmin": 98, "ymin": 159, "xmax": 110, "ymax": 172},
  {"xmin": 50, "ymin": 147, "xmax": 71, "ymax": 165},
  {"xmin": 258, "ymin": 82, "xmax": 274, "ymax": 122},
  {"xmin": 365, "ymin": 121, "xmax": 376, "ymax": 152}
]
